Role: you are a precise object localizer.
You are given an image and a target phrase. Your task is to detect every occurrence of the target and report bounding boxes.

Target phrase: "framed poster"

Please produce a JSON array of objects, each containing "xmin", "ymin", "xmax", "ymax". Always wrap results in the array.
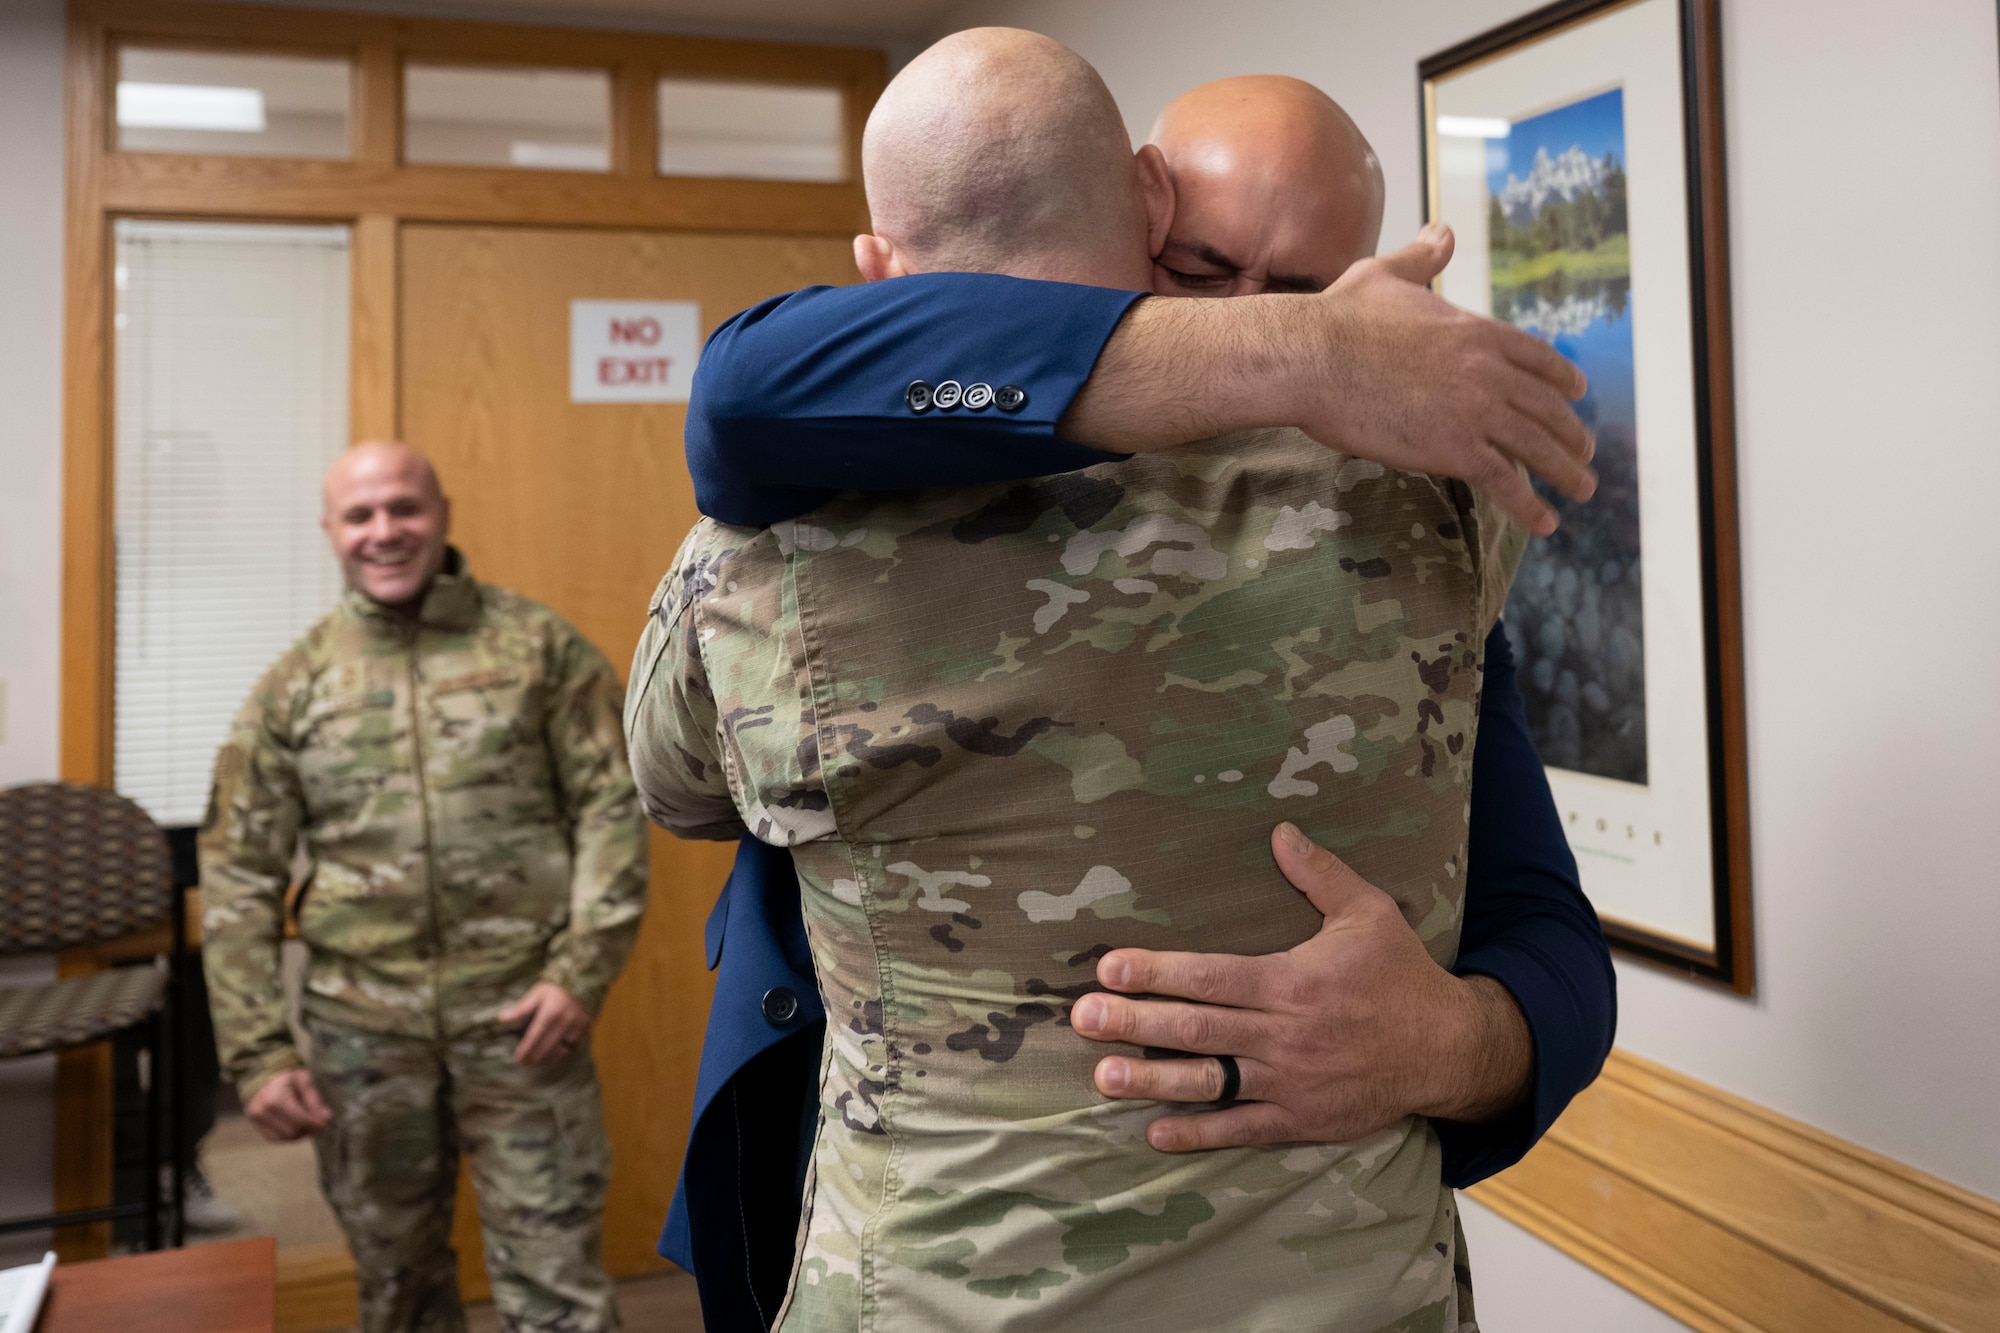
[{"xmin": 1421, "ymin": 0, "xmax": 1753, "ymax": 990}]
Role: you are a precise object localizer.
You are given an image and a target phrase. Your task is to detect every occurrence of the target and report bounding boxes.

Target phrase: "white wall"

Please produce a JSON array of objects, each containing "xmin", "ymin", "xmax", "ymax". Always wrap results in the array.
[
  {"xmin": 0, "ymin": 0, "xmax": 67, "ymax": 1258},
  {"xmin": 924, "ymin": 0, "xmax": 2000, "ymax": 1321},
  {"xmin": 0, "ymin": 0, "xmax": 65, "ymax": 791},
  {"xmin": 1459, "ymin": 1196, "xmax": 1690, "ymax": 1333}
]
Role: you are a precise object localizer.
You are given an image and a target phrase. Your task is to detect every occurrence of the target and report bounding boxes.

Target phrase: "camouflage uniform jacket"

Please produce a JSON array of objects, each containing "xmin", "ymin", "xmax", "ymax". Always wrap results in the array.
[
  {"xmin": 627, "ymin": 431, "xmax": 1523, "ymax": 1332},
  {"xmin": 201, "ymin": 552, "xmax": 648, "ymax": 1099}
]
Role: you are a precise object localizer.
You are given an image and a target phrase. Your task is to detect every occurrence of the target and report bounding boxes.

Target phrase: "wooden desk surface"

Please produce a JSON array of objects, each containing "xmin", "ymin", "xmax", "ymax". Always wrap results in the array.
[{"xmin": 41, "ymin": 1237, "xmax": 276, "ymax": 1333}]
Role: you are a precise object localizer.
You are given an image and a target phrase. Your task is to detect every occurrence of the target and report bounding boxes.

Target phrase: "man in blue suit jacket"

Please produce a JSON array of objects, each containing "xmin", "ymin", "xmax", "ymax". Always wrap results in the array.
[{"xmin": 660, "ymin": 68, "xmax": 1614, "ymax": 1332}]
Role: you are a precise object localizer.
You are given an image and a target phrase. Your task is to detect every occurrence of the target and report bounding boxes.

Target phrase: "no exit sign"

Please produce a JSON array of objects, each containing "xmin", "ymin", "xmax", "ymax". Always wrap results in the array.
[{"xmin": 570, "ymin": 300, "xmax": 701, "ymax": 403}]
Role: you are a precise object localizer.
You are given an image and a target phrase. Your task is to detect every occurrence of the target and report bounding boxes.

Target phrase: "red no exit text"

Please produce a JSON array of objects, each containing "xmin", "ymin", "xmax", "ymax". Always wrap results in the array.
[{"xmin": 599, "ymin": 356, "xmax": 674, "ymax": 385}]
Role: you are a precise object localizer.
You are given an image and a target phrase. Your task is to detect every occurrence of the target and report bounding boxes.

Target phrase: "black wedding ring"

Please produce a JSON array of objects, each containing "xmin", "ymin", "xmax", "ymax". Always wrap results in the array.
[{"xmin": 1214, "ymin": 1053, "xmax": 1242, "ymax": 1104}]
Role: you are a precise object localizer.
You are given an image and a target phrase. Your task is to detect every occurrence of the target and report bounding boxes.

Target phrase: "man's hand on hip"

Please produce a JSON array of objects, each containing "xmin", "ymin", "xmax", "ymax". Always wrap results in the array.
[
  {"xmin": 244, "ymin": 1068, "xmax": 332, "ymax": 1143},
  {"xmin": 499, "ymin": 981, "xmax": 594, "ymax": 1066},
  {"xmin": 1070, "ymin": 821, "xmax": 1533, "ymax": 1152},
  {"xmin": 1061, "ymin": 222, "xmax": 1595, "ymax": 537}
]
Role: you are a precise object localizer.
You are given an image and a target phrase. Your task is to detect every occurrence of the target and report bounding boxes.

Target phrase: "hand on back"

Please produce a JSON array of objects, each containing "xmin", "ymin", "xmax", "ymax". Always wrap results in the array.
[
  {"xmin": 1070, "ymin": 821, "xmax": 1533, "ymax": 1151},
  {"xmin": 1299, "ymin": 223, "xmax": 1596, "ymax": 536}
]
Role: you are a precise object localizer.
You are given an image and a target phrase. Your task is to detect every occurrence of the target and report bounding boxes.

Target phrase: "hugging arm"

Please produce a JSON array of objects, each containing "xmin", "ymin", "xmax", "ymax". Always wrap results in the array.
[
  {"xmin": 687, "ymin": 274, "xmax": 1141, "ymax": 527},
  {"xmin": 689, "ymin": 229, "xmax": 1594, "ymax": 533},
  {"xmin": 1437, "ymin": 620, "xmax": 1616, "ymax": 1185}
]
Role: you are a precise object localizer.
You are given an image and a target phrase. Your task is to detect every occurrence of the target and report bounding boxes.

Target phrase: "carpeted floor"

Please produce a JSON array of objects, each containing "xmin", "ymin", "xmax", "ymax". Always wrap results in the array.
[
  {"xmin": 194, "ymin": 1113, "xmax": 345, "ymax": 1249},
  {"xmin": 191, "ymin": 1112, "xmax": 706, "ymax": 1329}
]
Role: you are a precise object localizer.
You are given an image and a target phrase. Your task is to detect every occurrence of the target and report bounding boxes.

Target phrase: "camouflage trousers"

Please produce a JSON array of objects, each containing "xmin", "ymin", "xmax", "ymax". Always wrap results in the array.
[{"xmin": 304, "ymin": 1016, "xmax": 620, "ymax": 1333}]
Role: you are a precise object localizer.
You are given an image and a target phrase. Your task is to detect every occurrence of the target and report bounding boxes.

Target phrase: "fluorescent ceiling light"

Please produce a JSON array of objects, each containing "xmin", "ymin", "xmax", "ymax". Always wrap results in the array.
[
  {"xmin": 1438, "ymin": 115, "xmax": 1511, "ymax": 139},
  {"xmin": 509, "ymin": 141, "xmax": 609, "ymax": 171},
  {"xmin": 117, "ymin": 82, "xmax": 266, "ymax": 132}
]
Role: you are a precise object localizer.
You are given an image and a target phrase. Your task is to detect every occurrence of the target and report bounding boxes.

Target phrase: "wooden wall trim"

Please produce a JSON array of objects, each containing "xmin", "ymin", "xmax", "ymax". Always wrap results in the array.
[
  {"xmin": 97, "ymin": 155, "xmax": 872, "ymax": 236},
  {"xmin": 349, "ymin": 214, "xmax": 398, "ymax": 441},
  {"xmin": 1469, "ymin": 1049, "xmax": 2000, "ymax": 1332},
  {"xmin": 56, "ymin": 2, "xmax": 116, "ymax": 1265},
  {"xmin": 61, "ymin": 3, "xmax": 111, "ymax": 789}
]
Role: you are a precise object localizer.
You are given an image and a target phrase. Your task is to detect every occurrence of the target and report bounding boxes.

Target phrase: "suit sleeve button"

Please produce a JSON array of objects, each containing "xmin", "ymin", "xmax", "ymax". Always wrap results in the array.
[
  {"xmin": 994, "ymin": 384, "xmax": 1028, "ymax": 412},
  {"xmin": 762, "ymin": 987, "xmax": 801, "ymax": 1026},
  {"xmin": 962, "ymin": 382, "xmax": 994, "ymax": 410},
  {"xmin": 905, "ymin": 380, "xmax": 934, "ymax": 413},
  {"xmin": 933, "ymin": 379, "xmax": 963, "ymax": 410}
]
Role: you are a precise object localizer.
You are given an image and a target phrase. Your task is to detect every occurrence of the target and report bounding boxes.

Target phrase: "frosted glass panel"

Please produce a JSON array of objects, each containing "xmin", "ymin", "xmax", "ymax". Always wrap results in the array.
[
  {"xmin": 114, "ymin": 221, "xmax": 351, "ymax": 827},
  {"xmin": 657, "ymin": 78, "xmax": 845, "ymax": 181},
  {"xmin": 117, "ymin": 47, "xmax": 351, "ymax": 159},
  {"xmin": 406, "ymin": 63, "xmax": 611, "ymax": 171}
]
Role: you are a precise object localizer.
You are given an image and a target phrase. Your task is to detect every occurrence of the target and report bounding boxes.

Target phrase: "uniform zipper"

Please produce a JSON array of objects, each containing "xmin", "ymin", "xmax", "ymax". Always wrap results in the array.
[{"xmin": 406, "ymin": 621, "xmax": 445, "ymax": 1032}]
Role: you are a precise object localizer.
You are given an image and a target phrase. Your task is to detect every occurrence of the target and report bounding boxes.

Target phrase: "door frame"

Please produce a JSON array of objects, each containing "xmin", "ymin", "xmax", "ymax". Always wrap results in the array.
[{"xmin": 59, "ymin": 0, "xmax": 882, "ymax": 1262}]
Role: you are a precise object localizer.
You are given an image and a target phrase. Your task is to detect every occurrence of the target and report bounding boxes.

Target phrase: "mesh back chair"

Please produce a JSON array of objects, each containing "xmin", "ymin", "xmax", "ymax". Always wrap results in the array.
[{"xmin": 0, "ymin": 781, "xmax": 184, "ymax": 1249}]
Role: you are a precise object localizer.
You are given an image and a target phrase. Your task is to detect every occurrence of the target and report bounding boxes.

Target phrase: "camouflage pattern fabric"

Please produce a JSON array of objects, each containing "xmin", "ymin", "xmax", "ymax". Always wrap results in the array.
[
  {"xmin": 200, "ymin": 550, "xmax": 648, "ymax": 1100},
  {"xmin": 627, "ymin": 430, "xmax": 1523, "ymax": 1332},
  {"xmin": 307, "ymin": 1016, "xmax": 618, "ymax": 1333}
]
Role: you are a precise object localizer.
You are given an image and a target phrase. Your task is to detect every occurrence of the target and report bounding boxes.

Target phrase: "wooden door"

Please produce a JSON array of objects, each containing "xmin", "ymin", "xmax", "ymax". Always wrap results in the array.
[{"xmin": 400, "ymin": 224, "xmax": 857, "ymax": 1287}]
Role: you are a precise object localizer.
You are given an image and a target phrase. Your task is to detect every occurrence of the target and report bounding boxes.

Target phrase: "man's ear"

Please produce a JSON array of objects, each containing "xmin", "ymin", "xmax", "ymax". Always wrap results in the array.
[
  {"xmin": 1134, "ymin": 144, "xmax": 1176, "ymax": 260},
  {"xmin": 853, "ymin": 233, "xmax": 909, "ymax": 283}
]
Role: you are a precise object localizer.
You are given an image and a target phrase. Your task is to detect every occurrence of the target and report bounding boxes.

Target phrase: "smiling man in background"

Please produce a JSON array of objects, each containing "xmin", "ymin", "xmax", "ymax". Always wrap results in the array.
[{"xmin": 200, "ymin": 440, "xmax": 647, "ymax": 1333}]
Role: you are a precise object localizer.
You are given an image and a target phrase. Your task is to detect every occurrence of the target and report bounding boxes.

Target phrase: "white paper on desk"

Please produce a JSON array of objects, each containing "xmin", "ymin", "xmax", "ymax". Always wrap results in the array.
[{"xmin": 0, "ymin": 1252, "xmax": 55, "ymax": 1333}]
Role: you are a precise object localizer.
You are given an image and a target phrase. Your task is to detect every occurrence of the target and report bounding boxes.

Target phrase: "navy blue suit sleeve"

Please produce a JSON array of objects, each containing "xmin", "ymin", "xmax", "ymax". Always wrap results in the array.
[
  {"xmin": 1436, "ymin": 622, "xmax": 1618, "ymax": 1188},
  {"xmin": 688, "ymin": 273, "xmax": 1143, "ymax": 526}
]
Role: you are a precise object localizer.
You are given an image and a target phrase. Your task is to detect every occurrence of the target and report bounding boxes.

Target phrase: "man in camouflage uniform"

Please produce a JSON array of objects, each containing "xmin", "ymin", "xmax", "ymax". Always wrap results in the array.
[
  {"xmin": 627, "ymin": 31, "xmax": 1522, "ymax": 1333},
  {"xmin": 201, "ymin": 440, "xmax": 646, "ymax": 1333}
]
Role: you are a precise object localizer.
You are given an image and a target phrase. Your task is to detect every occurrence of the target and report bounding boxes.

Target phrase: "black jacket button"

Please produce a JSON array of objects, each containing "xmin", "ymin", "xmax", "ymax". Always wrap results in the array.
[
  {"xmin": 905, "ymin": 380, "xmax": 934, "ymax": 413},
  {"xmin": 994, "ymin": 384, "xmax": 1028, "ymax": 412},
  {"xmin": 762, "ymin": 987, "xmax": 801, "ymax": 1026}
]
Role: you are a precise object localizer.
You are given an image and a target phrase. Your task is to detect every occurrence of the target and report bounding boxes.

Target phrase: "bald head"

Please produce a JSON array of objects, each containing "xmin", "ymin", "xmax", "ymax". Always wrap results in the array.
[
  {"xmin": 321, "ymin": 441, "xmax": 451, "ymax": 609},
  {"xmin": 857, "ymin": 28, "xmax": 1167, "ymax": 287},
  {"xmin": 323, "ymin": 440, "xmax": 441, "ymax": 512},
  {"xmin": 1147, "ymin": 75, "xmax": 1384, "ymax": 296}
]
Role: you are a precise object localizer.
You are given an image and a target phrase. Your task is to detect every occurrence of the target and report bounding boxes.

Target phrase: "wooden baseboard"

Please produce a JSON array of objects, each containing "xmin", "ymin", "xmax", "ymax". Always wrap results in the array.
[{"xmin": 1469, "ymin": 1049, "xmax": 2000, "ymax": 1332}]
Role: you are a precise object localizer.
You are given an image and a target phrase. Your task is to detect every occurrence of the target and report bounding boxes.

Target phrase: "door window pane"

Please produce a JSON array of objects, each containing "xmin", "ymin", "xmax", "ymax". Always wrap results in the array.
[
  {"xmin": 114, "ymin": 221, "xmax": 351, "ymax": 827},
  {"xmin": 405, "ymin": 63, "xmax": 611, "ymax": 171},
  {"xmin": 657, "ymin": 78, "xmax": 845, "ymax": 182},
  {"xmin": 117, "ymin": 47, "xmax": 352, "ymax": 159}
]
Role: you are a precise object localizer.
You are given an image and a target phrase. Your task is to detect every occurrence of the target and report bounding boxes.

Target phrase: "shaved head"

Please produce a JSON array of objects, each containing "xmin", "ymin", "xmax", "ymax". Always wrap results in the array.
[
  {"xmin": 321, "ymin": 441, "xmax": 451, "ymax": 609},
  {"xmin": 858, "ymin": 28, "xmax": 1167, "ymax": 287},
  {"xmin": 1148, "ymin": 75, "xmax": 1384, "ymax": 296},
  {"xmin": 322, "ymin": 440, "xmax": 442, "ymax": 514}
]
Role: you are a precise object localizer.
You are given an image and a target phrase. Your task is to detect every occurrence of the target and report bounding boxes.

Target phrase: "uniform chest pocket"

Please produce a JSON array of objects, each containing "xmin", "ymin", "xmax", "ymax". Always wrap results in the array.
[
  {"xmin": 430, "ymin": 668, "xmax": 520, "ymax": 697},
  {"xmin": 298, "ymin": 689, "xmax": 402, "ymax": 813},
  {"xmin": 422, "ymin": 671, "xmax": 547, "ymax": 793},
  {"xmin": 301, "ymin": 690, "xmax": 398, "ymax": 747}
]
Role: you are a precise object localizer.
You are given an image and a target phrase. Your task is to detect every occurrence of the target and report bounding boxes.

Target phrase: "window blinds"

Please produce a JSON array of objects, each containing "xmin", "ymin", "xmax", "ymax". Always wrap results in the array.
[{"xmin": 113, "ymin": 220, "xmax": 351, "ymax": 828}]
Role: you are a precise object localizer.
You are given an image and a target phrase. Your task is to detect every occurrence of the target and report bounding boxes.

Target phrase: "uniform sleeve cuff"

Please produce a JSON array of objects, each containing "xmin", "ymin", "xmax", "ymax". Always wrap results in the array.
[{"xmin": 237, "ymin": 1046, "xmax": 306, "ymax": 1104}]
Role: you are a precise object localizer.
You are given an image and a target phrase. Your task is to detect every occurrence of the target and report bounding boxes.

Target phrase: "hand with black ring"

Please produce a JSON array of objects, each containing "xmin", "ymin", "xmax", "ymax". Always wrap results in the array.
[{"xmin": 1069, "ymin": 822, "xmax": 1534, "ymax": 1152}]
